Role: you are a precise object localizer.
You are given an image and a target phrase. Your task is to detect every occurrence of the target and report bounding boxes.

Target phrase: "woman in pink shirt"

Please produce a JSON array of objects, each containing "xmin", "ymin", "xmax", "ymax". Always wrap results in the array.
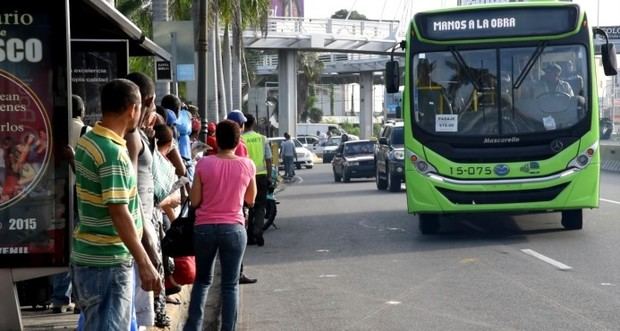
[{"xmin": 184, "ymin": 120, "xmax": 257, "ymax": 331}]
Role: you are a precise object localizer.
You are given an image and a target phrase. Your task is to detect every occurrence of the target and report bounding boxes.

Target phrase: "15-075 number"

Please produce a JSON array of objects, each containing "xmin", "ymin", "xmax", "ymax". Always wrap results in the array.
[{"xmin": 449, "ymin": 166, "xmax": 492, "ymax": 176}]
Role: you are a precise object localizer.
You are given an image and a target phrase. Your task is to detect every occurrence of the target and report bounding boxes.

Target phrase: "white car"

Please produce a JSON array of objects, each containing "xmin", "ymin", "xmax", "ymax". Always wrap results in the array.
[
  {"xmin": 297, "ymin": 135, "xmax": 322, "ymax": 155},
  {"xmin": 268, "ymin": 137, "xmax": 314, "ymax": 169}
]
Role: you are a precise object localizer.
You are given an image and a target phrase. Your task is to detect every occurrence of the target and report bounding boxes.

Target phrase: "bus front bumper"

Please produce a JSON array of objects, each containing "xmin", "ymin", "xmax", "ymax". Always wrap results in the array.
[{"xmin": 406, "ymin": 164, "xmax": 600, "ymax": 214}]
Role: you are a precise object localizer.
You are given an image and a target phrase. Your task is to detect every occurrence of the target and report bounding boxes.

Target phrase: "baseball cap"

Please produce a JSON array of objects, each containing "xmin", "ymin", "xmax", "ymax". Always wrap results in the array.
[{"xmin": 226, "ymin": 110, "xmax": 247, "ymax": 126}]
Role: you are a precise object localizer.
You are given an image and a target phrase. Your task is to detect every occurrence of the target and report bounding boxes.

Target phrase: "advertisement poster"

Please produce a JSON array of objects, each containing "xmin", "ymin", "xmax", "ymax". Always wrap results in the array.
[
  {"xmin": 0, "ymin": 2, "xmax": 70, "ymax": 267},
  {"xmin": 71, "ymin": 40, "xmax": 127, "ymax": 126}
]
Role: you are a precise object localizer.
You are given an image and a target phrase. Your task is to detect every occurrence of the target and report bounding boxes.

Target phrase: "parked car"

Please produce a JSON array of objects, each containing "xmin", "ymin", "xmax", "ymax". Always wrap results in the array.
[
  {"xmin": 332, "ymin": 140, "xmax": 376, "ymax": 182},
  {"xmin": 321, "ymin": 136, "xmax": 342, "ymax": 163},
  {"xmin": 268, "ymin": 137, "xmax": 314, "ymax": 169},
  {"xmin": 375, "ymin": 121, "xmax": 405, "ymax": 192},
  {"xmin": 297, "ymin": 135, "xmax": 322, "ymax": 155}
]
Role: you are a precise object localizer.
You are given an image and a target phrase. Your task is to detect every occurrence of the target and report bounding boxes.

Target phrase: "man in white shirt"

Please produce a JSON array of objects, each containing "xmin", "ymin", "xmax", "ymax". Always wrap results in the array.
[{"xmin": 69, "ymin": 95, "xmax": 91, "ymax": 149}]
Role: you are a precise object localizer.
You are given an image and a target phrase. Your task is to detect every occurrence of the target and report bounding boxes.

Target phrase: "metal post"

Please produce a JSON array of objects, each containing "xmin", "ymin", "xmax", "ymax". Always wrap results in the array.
[
  {"xmin": 171, "ymin": 32, "xmax": 178, "ymax": 96},
  {"xmin": 0, "ymin": 270, "xmax": 21, "ymax": 331},
  {"xmin": 197, "ymin": 0, "xmax": 208, "ymax": 141}
]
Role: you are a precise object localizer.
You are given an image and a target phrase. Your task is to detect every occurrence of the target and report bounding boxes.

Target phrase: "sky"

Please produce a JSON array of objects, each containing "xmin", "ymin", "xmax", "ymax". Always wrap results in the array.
[{"xmin": 304, "ymin": 0, "xmax": 620, "ymax": 26}]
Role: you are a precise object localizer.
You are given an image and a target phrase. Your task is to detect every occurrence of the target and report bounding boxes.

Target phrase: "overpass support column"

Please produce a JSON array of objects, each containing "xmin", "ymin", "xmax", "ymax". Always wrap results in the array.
[
  {"xmin": 360, "ymin": 72, "xmax": 374, "ymax": 139},
  {"xmin": 278, "ymin": 50, "xmax": 298, "ymax": 136}
]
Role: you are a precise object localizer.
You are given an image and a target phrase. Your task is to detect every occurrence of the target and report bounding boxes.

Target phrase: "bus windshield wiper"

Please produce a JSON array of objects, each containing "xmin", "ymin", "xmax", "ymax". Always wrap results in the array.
[
  {"xmin": 449, "ymin": 48, "xmax": 481, "ymax": 91},
  {"xmin": 514, "ymin": 42, "xmax": 547, "ymax": 89}
]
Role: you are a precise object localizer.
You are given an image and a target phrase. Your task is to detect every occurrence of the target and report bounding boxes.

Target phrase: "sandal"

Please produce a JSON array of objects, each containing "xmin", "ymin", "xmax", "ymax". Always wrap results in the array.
[{"xmin": 166, "ymin": 296, "xmax": 181, "ymax": 305}]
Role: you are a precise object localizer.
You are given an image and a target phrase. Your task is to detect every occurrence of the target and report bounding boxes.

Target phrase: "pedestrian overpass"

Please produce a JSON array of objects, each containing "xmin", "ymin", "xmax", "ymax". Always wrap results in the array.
[{"xmin": 241, "ymin": 16, "xmax": 406, "ymax": 139}]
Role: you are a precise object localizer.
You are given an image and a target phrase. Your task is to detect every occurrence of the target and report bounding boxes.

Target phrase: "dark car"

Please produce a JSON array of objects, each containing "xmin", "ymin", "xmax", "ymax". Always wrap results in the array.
[
  {"xmin": 321, "ymin": 136, "xmax": 342, "ymax": 163},
  {"xmin": 332, "ymin": 140, "xmax": 376, "ymax": 182},
  {"xmin": 375, "ymin": 121, "xmax": 405, "ymax": 192}
]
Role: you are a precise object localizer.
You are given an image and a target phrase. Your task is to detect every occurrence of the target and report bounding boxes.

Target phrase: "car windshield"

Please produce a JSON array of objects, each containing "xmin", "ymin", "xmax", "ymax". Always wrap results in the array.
[
  {"xmin": 344, "ymin": 142, "xmax": 374, "ymax": 156},
  {"xmin": 392, "ymin": 127, "xmax": 404, "ymax": 145},
  {"xmin": 412, "ymin": 45, "xmax": 587, "ymax": 137},
  {"xmin": 293, "ymin": 139, "xmax": 303, "ymax": 148},
  {"xmin": 326, "ymin": 137, "xmax": 341, "ymax": 146}
]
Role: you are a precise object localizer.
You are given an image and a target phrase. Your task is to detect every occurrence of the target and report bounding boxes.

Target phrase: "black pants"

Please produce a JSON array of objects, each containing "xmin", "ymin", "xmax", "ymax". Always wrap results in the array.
[{"xmin": 247, "ymin": 174, "xmax": 268, "ymax": 240}]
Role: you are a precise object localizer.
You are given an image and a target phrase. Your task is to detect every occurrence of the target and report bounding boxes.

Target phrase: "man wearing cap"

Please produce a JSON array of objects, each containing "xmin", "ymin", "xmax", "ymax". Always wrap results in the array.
[
  {"xmin": 225, "ymin": 110, "xmax": 259, "ymax": 284},
  {"xmin": 226, "ymin": 110, "xmax": 249, "ymax": 157},
  {"xmin": 242, "ymin": 113, "xmax": 272, "ymax": 247},
  {"xmin": 537, "ymin": 63, "xmax": 574, "ymax": 97}
]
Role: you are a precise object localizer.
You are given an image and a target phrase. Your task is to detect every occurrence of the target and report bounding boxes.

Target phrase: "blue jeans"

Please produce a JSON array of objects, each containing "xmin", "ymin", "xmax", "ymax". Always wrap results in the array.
[
  {"xmin": 283, "ymin": 155, "xmax": 295, "ymax": 178},
  {"xmin": 52, "ymin": 272, "xmax": 72, "ymax": 305},
  {"xmin": 184, "ymin": 223, "xmax": 247, "ymax": 331},
  {"xmin": 71, "ymin": 261, "xmax": 134, "ymax": 331}
]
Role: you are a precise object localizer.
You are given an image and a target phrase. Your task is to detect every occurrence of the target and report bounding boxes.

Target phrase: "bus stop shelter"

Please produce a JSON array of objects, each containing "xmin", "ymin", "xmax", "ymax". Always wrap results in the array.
[{"xmin": 0, "ymin": 1, "xmax": 170, "ymax": 330}]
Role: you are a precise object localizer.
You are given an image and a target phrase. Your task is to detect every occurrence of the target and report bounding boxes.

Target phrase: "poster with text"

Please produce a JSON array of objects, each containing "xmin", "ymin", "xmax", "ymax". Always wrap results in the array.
[{"xmin": 0, "ymin": 2, "xmax": 70, "ymax": 268}]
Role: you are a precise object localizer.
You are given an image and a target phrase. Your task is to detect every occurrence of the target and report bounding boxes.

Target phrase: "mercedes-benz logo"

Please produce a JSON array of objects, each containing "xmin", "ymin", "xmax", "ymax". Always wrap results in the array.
[{"xmin": 550, "ymin": 139, "xmax": 564, "ymax": 152}]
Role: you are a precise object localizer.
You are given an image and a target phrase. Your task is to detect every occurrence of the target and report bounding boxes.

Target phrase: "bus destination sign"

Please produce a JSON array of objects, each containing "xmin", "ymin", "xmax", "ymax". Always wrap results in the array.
[{"xmin": 416, "ymin": 6, "xmax": 579, "ymax": 41}]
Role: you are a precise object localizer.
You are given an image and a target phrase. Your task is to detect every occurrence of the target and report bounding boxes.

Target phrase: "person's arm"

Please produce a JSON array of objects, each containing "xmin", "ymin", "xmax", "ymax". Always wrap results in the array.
[
  {"xmin": 264, "ymin": 139, "xmax": 273, "ymax": 178},
  {"xmin": 125, "ymin": 130, "xmax": 141, "ymax": 172},
  {"xmin": 108, "ymin": 204, "xmax": 162, "ymax": 293},
  {"xmin": 245, "ymin": 174, "xmax": 257, "ymax": 207},
  {"xmin": 166, "ymin": 144, "xmax": 186, "ymax": 177},
  {"xmin": 190, "ymin": 170, "xmax": 202, "ymax": 207}
]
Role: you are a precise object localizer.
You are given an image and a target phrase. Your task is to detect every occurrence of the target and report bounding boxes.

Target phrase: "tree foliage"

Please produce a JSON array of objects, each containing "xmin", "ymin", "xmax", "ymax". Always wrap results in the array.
[{"xmin": 331, "ymin": 9, "xmax": 367, "ymax": 20}]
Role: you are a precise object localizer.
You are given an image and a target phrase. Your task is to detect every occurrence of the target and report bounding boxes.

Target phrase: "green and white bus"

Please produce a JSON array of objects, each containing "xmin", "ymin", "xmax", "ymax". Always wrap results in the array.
[{"xmin": 385, "ymin": 2, "xmax": 617, "ymax": 234}]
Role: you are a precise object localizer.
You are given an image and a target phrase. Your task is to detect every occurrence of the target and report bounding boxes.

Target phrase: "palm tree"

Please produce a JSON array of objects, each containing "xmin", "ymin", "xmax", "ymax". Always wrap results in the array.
[{"xmin": 298, "ymin": 52, "xmax": 324, "ymax": 122}]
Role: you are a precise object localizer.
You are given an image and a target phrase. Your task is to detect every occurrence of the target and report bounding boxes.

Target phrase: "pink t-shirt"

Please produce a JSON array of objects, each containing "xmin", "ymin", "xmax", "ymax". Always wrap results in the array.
[{"xmin": 194, "ymin": 155, "xmax": 256, "ymax": 225}]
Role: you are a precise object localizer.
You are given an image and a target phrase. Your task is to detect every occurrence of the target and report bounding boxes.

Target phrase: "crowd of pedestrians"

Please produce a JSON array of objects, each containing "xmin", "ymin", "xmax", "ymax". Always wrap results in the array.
[{"xmin": 54, "ymin": 70, "xmax": 275, "ymax": 330}]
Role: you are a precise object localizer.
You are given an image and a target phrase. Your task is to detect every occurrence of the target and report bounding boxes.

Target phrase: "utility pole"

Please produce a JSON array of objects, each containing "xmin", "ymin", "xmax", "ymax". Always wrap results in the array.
[{"xmin": 197, "ymin": 0, "xmax": 208, "ymax": 141}]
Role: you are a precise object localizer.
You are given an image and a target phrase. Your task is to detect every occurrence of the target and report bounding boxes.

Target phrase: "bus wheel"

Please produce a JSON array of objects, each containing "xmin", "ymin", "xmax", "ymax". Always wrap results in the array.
[
  {"xmin": 561, "ymin": 210, "xmax": 583, "ymax": 230},
  {"xmin": 376, "ymin": 165, "xmax": 387, "ymax": 190},
  {"xmin": 418, "ymin": 214, "xmax": 440, "ymax": 235}
]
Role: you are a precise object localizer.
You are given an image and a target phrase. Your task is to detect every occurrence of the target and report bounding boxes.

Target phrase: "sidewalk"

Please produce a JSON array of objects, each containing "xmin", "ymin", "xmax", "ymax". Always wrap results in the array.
[{"xmin": 22, "ymin": 286, "xmax": 193, "ymax": 331}]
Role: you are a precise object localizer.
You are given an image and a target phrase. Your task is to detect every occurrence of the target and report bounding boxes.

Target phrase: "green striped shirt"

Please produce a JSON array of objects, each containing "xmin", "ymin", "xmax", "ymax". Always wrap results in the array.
[{"xmin": 71, "ymin": 123, "xmax": 142, "ymax": 267}]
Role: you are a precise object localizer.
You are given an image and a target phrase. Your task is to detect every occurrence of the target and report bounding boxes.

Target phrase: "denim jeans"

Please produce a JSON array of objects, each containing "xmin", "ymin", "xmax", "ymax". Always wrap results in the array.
[
  {"xmin": 52, "ymin": 272, "xmax": 72, "ymax": 305},
  {"xmin": 183, "ymin": 223, "xmax": 247, "ymax": 331},
  {"xmin": 283, "ymin": 156, "xmax": 295, "ymax": 178},
  {"xmin": 71, "ymin": 261, "xmax": 134, "ymax": 331}
]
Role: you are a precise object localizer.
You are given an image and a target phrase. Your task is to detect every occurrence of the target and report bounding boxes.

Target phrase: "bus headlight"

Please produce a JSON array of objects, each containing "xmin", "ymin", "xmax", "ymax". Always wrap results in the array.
[
  {"xmin": 568, "ymin": 141, "xmax": 598, "ymax": 169},
  {"xmin": 407, "ymin": 149, "xmax": 437, "ymax": 175}
]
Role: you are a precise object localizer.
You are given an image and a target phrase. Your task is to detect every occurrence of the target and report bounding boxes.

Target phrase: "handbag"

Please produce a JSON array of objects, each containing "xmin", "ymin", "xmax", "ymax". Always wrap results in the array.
[{"xmin": 161, "ymin": 199, "xmax": 195, "ymax": 257}]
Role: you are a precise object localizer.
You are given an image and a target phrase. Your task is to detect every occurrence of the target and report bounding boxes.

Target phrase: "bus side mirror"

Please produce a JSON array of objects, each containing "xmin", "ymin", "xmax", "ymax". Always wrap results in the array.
[
  {"xmin": 385, "ymin": 61, "xmax": 400, "ymax": 93},
  {"xmin": 602, "ymin": 43, "xmax": 618, "ymax": 76}
]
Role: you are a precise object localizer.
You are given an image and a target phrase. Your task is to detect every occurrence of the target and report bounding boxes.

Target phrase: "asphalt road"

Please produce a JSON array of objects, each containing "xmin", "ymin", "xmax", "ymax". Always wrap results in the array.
[{"xmin": 239, "ymin": 164, "xmax": 620, "ymax": 331}]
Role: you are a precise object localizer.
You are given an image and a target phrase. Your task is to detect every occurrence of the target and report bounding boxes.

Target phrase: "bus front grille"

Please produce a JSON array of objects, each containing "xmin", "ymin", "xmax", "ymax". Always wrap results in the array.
[{"xmin": 436, "ymin": 183, "xmax": 569, "ymax": 205}]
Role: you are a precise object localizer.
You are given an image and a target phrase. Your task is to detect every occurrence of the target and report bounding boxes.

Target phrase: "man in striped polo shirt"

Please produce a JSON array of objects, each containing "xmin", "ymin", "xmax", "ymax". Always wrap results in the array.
[{"xmin": 71, "ymin": 79, "xmax": 162, "ymax": 330}]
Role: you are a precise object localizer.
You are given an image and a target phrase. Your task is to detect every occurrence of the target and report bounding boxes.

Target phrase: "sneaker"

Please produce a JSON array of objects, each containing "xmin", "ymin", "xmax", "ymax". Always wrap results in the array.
[
  {"xmin": 239, "ymin": 274, "xmax": 257, "ymax": 284},
  {"xmin": 51, "ymin": 303, "xmax": 74, "ymax": 314}
]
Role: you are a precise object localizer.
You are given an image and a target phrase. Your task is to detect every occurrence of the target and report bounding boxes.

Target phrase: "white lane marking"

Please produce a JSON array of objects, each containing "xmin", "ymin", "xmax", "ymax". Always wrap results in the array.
[
  {"xmin": 601, "ymin": 283, "xmax": 616, "ymax": 286},
  {"xmin": 521, "ymin": 249, "xmax": 572, "ymax": 271},
  {"xmin": 600, "ymin": 198, "xmax": 620, "ymax": 205},
  {"xmin": 385, "ymin": 301, "xmax": 401, "ymax": 305},
  {"xmin": 316, "ymin": 249, "xmax": 330, "ymax": 253},
  {"xmin": 319, "ymin": 274, "xmax": 338, "ymax": 278}
]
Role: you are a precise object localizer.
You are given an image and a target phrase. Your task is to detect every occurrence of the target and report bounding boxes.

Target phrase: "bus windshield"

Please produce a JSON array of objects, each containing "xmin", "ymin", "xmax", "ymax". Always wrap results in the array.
[{"xmin": 412, "ymin": 45, "xmax": 588, "ymax": 137}]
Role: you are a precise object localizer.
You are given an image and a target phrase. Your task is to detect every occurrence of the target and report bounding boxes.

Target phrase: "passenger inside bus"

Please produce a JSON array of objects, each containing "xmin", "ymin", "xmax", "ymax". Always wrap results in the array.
[{"xmin": 415, "ymin": 59, "xmax": 451, "ymax": 128}]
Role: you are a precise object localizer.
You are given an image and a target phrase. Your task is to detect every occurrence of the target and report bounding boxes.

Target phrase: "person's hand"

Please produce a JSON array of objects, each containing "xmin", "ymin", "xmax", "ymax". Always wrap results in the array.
[
  {"xmin": 137, "ymin": 260, "xmax": 163, "ymax": 294},
  {"xmin": 169, "ymin": 190, "xmax": 181, "ymax": 209},
  {"xmin": 143, "ymin": 126, "xmax": 155, "ymax": 139}
]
